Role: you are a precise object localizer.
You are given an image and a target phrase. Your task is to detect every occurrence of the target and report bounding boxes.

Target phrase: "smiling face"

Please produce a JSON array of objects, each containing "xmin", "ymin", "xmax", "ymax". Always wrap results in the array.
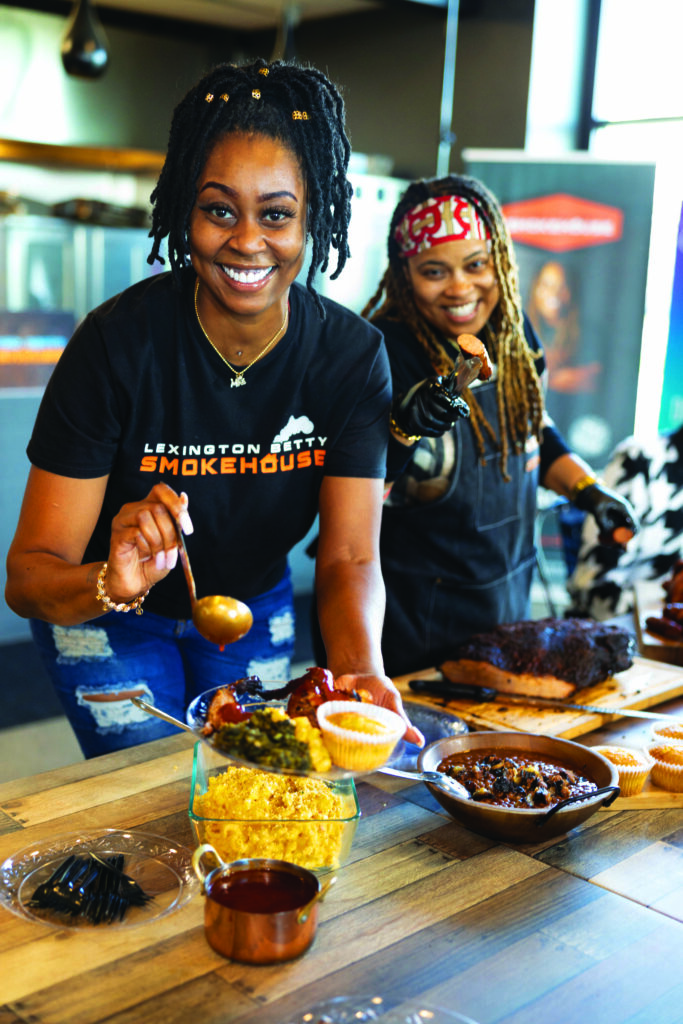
[
  {"xmin": 189, "ymin": 131, "xmax": 307, "ymax": 331},
  {"xmin": 406, "ymin": 238, "xmax": 500, "ymax": 341}
]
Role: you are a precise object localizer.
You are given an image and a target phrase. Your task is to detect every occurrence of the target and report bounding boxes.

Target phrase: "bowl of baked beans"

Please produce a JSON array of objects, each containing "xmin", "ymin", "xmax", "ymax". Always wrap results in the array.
[{"xmin": 418, "ymin": 731, "xmax": 619, "ymax": 842}]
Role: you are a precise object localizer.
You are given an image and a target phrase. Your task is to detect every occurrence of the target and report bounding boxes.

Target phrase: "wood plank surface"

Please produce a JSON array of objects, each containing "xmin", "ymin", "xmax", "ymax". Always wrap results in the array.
[{"xmin": 2, "ymin": 722, "xmax": 683, "ymax": 1024}]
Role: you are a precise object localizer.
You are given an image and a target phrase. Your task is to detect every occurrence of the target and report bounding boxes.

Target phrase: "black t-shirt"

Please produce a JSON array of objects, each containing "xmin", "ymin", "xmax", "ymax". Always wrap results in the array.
[{"xmin": 27, "ymin": 269, "xmax": 391, "ymax": 618}]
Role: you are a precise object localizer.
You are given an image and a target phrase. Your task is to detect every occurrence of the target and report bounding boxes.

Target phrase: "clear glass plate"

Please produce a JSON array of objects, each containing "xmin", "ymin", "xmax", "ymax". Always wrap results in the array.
[
  {"xmin": 280, "ymin": 994, "xmax": 480, "ymax": 1023},
  {"xmin": 391, "ymin": 700, "xmax": 469, "ymax": 772},
  {"xmin": 0, "ymin": 828, "xmax": 199, "ymax": 930},
  {"xmin": 186, "ymin": 684, "xmax": 406, "ymax": 782}
]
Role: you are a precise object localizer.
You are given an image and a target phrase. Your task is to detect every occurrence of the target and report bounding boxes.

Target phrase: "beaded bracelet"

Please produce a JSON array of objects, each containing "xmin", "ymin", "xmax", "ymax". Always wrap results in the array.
[
  {"xmin": 389, "ymin": 415, "xmax": 422, "ymax": 444},
  {"xmin": 95, "ymin": 562, "xmax": 149, "ymax": 615}
]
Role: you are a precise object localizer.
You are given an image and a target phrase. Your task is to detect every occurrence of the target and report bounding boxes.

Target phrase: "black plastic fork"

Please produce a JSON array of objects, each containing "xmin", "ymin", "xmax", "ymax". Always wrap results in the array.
[{"xmin": 27, "ymin": 852, "xmax": 154, "ymax": 924}]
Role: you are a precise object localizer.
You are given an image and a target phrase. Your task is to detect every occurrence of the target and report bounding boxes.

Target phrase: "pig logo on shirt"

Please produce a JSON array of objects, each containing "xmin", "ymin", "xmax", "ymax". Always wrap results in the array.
[{"xmin": 273, "ymin": 415, "xmax": 314, "ymax": 445}]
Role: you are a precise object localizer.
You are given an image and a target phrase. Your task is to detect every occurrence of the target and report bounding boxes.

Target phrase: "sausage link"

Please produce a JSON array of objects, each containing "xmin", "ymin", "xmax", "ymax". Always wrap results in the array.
[
  {"xmin": 457, "ymin": 333, "xmax": 493, "ymax": 380},
  {"xmin": 646, "ymin": 615, "xmax": 683, "ymax": 641}
]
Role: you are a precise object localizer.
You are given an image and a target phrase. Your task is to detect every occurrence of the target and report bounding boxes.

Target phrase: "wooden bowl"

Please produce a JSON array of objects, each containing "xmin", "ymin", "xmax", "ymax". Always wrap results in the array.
[{"xmin": 417, "ymin": 731, "xmax": 619, "ymax": 842}]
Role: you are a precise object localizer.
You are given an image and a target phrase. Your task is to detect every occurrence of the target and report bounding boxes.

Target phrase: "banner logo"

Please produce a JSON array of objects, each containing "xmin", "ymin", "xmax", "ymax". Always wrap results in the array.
[{"xmin": 502, "ymin": 194, "xmax": 624, "ymax": 252}]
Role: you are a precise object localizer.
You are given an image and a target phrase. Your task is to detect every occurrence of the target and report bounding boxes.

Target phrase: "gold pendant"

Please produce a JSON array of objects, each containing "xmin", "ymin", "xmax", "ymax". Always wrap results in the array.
[{"xmin": 231, "ymin": 376, "xmax": 246, "ymax": 388}]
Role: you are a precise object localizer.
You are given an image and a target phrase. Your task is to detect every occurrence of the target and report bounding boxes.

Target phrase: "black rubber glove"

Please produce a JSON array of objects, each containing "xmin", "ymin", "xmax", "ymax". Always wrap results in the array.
[
  {"xmin": 391, "ymin": 353, "xmax": 483, "ymax": 440},
  {"xmin": 572, "ymin": 481, "xmax": 639, "ymax": 546}
]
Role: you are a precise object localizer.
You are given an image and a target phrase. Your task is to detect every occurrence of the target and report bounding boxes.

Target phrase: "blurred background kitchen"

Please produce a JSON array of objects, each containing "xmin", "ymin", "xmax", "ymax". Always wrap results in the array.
[{"xmin": 1, "ymin": 0, "xmax": 682, "ymax": 779}]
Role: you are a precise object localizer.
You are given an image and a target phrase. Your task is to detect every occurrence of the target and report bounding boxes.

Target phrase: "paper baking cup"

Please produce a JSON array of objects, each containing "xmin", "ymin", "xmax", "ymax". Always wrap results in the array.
[
  {"xmin": 592, "ymin": 745, "xmax": 652, "ymax": 796},
  {"xmin": 316, "ymin": 701, "xmax": 405, "ymax": 771},
  {"xmin": 647, "ymin": 743, "xmax": 683, "ymax": 792},
  {"xmin": 649, "ymin": 722, "xmax": 683, "ymax": 746}
]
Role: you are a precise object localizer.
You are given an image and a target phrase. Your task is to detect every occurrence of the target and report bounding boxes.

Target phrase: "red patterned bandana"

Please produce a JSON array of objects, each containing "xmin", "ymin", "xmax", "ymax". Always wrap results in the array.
[{"xmin": 395, "ymin": 194, "xmax": 491, "ymax": 258}]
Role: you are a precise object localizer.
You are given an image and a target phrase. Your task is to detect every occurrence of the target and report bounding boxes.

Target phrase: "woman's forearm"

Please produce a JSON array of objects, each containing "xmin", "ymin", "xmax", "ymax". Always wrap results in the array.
[
  {"xmin": 315, "ymin": 558, "xmax": 386, "ymax": 679},
  {"xmin": 541, "ymin": 451, "xmax": 595, "ymax": 499},
  {"xmin": 5, "ymin": 553, "xmax": 110, "ymax": 626}
]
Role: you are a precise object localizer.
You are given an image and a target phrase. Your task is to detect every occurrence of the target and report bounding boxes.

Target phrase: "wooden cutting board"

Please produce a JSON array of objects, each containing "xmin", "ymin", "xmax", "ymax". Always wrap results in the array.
[
  {"xmin": 606, "ymin": 776, "xmax": 683, "ymax": 809},
  {"xmin": 633, "ymin": 581, "xmax": 683, "ymax": 666},
  {"xmin": 394, "ymin": 655, "xmax": 683, "ymax": 740}
]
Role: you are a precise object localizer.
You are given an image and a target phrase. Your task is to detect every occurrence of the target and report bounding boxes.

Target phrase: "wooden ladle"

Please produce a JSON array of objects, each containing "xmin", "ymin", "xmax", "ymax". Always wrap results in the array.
[{"xmin": 175, "ymin": 522, "xmax": 253, "ymax": 650}]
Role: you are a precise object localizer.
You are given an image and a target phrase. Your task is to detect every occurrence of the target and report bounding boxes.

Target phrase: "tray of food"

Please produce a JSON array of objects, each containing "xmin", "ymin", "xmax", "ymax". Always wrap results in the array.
[
  {"xmin": 634, "ymin": 569, "xmax": 683, "ymax": 666},
  {"xmin": 590, "ymin": 721, "xmax": 683, "ymax": 807}
]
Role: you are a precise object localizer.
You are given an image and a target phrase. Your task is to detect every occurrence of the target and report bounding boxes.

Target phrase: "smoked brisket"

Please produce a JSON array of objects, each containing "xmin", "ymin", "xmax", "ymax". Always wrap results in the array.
[{"xmin": 440, "ymin": 617, "xmax": 636, "ymax": 696}]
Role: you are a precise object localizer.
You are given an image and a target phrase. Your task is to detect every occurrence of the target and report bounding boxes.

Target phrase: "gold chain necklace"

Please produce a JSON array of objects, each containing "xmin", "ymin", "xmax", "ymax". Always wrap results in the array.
[{"xmin": 194, "ymin": 279, "xmax": 288, "ymax": 388}]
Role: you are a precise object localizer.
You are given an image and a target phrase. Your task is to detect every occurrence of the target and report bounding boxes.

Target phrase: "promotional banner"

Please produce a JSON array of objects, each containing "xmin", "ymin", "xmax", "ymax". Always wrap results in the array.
[{"xmin": 463, "ymin": 152, "xmax": 655, "ymax": 466}]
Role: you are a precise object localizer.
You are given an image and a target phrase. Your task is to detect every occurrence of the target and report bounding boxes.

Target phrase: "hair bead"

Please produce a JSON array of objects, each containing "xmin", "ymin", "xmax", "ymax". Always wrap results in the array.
[
  {"xmin": 258, "ymin": 67, "xmax": 269, "ymax": 76},
  {"xmin": 205, "ymin": 93, "xmax": 214, "ymax": 102},
  {"xmin": 219, "ymin": 93, "xmax": 229, "ymax": 102},
  {"xmin": 252, "ymin": 89, "xmax": 261, "ymax": 99}
]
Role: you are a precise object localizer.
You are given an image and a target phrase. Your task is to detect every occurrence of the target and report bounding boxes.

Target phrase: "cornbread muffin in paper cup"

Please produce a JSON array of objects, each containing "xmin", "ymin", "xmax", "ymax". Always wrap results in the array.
[
  {"xmin": 647, "ymin": 743, "xmax": 683, "ymax": 792},
  {"xmin": 316, "ymin": 701, "xmax": 405, "ymax": 770},
  {"xmin": 592, "ymin": 745, "xmax": 652, "ymax": 796},
  {"xmin": 649, "ymin": 722, "xmax": 683, "ymax": 746}
]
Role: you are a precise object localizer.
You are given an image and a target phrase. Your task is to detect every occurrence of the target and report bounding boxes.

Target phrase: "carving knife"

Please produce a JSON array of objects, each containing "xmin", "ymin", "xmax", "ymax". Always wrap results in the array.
[{"xmin": 408, "ymin": 677, "xmax": 683, "ymax": 722}]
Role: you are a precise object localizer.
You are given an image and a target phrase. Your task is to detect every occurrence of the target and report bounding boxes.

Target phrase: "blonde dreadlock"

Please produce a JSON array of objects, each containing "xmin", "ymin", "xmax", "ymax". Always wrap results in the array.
[{"xmin": 363, "ymin": 174, "xmax": 544, "ymax": 479}]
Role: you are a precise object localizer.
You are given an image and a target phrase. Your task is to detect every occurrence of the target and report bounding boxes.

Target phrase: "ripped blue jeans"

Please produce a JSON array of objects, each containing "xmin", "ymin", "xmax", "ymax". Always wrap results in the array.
[{"xmin": 29, "ymin": 572, "xmax": 295, "ymax": 758}]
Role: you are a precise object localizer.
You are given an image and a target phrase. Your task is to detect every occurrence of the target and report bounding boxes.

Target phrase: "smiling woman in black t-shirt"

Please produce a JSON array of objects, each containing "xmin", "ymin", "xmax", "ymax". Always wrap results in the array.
[{"xmin": 5, "ymin": 59, "xmax": 421, "ymax": 757}]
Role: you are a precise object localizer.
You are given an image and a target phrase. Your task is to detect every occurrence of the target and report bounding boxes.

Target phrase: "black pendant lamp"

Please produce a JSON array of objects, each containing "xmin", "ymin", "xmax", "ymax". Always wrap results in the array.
[{"xmin": 61, "ymin": 0, "xmax": 109, "ymax": 79}]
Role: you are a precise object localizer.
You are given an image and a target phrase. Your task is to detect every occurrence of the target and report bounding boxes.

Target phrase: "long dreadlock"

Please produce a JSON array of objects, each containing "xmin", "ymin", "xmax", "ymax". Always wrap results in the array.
[
  {"xmin": 363, "ymin": 174, "xmax": 545, "ymax": 479},
  {"xmin": 148, "ymin": 58, "xmax": 353, "ymax": 318}
]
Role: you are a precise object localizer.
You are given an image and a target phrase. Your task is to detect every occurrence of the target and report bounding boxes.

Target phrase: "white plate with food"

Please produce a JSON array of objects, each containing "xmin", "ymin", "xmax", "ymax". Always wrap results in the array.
[{"xmin": 389, "ymin": 700, "xmax": 468, "ymax": 771}]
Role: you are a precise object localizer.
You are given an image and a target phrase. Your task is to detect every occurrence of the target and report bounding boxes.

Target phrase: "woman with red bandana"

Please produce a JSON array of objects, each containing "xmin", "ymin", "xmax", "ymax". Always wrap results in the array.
[{"xmin": 363, "ymin": 175, "xmax": 638, "ymax": 676}]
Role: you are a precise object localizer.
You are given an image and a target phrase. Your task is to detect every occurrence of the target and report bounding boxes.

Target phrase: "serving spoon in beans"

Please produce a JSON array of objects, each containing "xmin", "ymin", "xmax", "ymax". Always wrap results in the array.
[{"xmin": 175, "ymin": 520, "xmax": 253, "ymax": 650}]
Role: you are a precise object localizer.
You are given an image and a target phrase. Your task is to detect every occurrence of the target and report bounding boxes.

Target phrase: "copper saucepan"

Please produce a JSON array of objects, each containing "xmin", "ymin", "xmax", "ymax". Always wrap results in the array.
[{"xmin": 192, "ymin": 845, "xmax": 334, "ymax": 964}]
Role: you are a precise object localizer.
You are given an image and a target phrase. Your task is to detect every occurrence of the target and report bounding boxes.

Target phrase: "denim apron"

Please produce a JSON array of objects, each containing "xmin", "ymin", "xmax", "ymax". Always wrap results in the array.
[{"xmin": 380, "ymin": 374, "xmax": 539, "ymax": 677}]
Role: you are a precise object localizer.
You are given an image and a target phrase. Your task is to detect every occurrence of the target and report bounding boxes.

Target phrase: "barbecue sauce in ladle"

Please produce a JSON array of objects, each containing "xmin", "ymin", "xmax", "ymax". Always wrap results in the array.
[{"xmin": 175, "ymin": 523, "xmax": 253, "ymax": 651}]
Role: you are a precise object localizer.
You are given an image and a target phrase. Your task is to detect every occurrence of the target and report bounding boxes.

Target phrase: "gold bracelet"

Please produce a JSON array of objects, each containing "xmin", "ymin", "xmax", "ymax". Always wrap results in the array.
[
  {"xmin": 96, "ymin": 562, "xmax": 148, "ymax": 615},
  {"xmin": 390, "ymin": 415, "xmax": 422, "ymax": 444},
  {"xmin": 571, "ymin": 474, "xmax": 598, "ymax": 501}
]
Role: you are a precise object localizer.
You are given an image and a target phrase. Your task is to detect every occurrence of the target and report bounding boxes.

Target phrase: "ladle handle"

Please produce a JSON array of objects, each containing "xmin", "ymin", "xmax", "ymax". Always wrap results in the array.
[
  {"xmin": 379, "ymin": 766, "xmax": 470, "ymax": 799},
  {"xmin": 379, "ymin": 766, "xmax": 433, "ymax": 782},
  {"xmin": 297, "ymin": 874, "xmax": 337, "ymax": 923},
  {"xmin": 175, "ymin": 519, "xmax": 197, "ymax": 606},
  {"xmin": 130, "ymin": 695, "xmax": 197, "ymax": 735}
]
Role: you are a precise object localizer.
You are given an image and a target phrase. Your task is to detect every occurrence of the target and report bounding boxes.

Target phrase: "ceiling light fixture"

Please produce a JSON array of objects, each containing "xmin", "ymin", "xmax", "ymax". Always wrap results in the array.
[{"xmin": 61, "ymin": 0, "xmax": 109, "ymax": 79}]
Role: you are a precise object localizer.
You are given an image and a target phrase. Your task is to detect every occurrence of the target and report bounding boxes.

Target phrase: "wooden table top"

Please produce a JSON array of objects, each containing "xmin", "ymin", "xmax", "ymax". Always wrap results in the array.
[{"xmin": 2, "ymin": 705, "xmax": 683, "ymax": 1024}]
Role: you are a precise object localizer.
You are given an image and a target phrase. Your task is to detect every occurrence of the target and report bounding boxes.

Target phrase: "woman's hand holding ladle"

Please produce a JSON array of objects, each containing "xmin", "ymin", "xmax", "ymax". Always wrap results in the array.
[
  {"xmin": 106, "ymin": 483, "xmax": 252, "ymax": 650},
  {"xmin": 174, "ymin": 520, "xmax": 253, "ymax": 649}
]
